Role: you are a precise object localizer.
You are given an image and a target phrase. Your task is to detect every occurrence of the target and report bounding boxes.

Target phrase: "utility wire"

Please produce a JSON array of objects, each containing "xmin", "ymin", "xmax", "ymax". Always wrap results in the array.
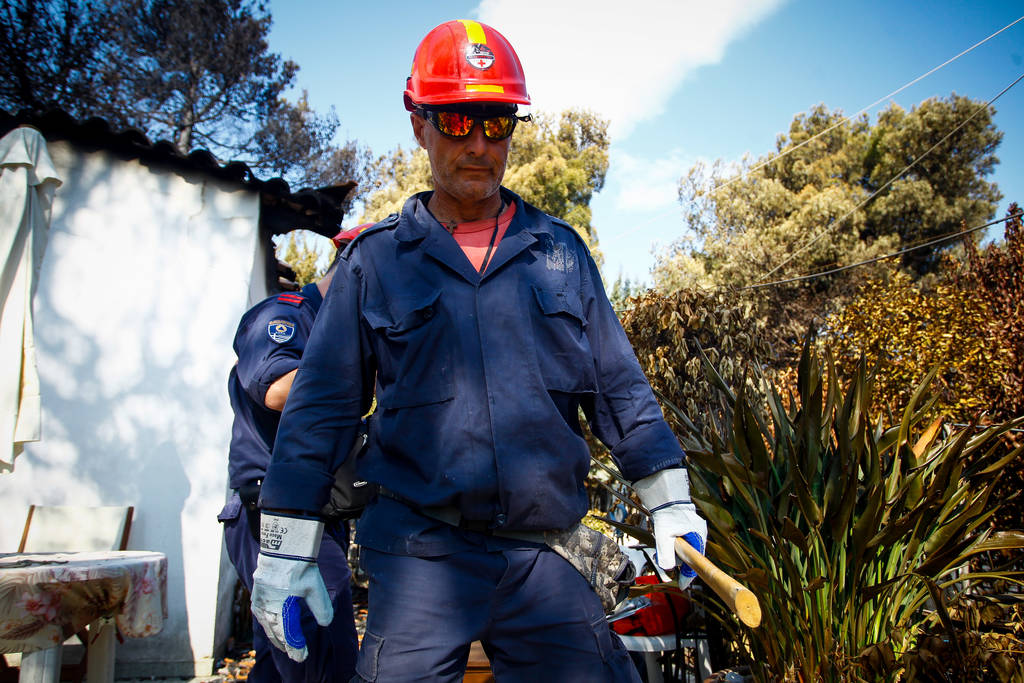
[
  {"xmin": 736, "ymin": 13, "xmax": 1024, "ymax": 204},
  {"xmin": 742, "ymin": 211, "xmax": 1023, "ymax": 290},
  {"xmin": 602, "ymin": 14, "xmax": 1024, "ymax": 246},
  {"xmin": 755, "ymin": 71, "xmax": 1024, "ymax": 283}
]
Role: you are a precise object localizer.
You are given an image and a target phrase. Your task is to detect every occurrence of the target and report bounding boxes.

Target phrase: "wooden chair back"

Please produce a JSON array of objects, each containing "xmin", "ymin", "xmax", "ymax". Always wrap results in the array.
[{"xmin": 18, "ymin": 504, "xmax": 134, "ymax": 552}]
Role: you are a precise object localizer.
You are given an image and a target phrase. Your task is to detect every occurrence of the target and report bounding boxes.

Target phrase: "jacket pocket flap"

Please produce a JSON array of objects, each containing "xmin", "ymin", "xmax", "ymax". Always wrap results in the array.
[
  {"xmin": 363, "ymin": 289, "xmax": 443, "ymax": 335},
  {"xmin": 532, "ymin": 286, "xmax": 584, "ymax": 323}
]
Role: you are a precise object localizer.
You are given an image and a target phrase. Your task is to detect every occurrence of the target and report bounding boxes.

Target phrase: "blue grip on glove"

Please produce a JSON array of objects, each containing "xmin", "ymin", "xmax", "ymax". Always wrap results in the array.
[
  {"xmin": 282, "ymin": 596, "xmax": 306, "ymax": 650},
  {"xmin": 679, "ymin": 532, "xmax": 705, "ymax": 578}
]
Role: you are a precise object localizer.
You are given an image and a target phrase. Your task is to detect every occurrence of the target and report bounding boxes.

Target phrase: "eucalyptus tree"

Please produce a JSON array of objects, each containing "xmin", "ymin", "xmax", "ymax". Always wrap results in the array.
[{"xmin": 654, "ymin": 95, "xmax": 1002, "ymax": 350}]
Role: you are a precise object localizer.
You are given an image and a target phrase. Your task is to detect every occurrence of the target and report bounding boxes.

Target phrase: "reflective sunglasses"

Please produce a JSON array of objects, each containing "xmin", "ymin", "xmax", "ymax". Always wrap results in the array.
[{"xmin": 419, "ymin": 108, "xmax": 530, "ymax": 141}]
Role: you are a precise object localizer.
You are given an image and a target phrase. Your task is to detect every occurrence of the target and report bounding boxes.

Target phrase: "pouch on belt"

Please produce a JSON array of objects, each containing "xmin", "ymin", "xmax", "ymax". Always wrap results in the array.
[{"xmin": 545, "ymin": 523, "xmax": 635, "ymax": 612}]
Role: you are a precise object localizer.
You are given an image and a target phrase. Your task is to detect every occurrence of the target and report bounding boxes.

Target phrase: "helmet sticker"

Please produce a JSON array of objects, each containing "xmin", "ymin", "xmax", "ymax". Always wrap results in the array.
[
  {"xmin": 466, "ymin": 44, "xmax": 495, "ymax": 70},
  {"xmin": 268, "ymin": 320, "xmax": 296, "ymax": 344}
]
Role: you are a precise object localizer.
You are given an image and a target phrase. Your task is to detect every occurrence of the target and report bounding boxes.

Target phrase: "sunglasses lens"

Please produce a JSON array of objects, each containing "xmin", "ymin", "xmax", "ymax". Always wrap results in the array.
[
  {"xmin": 482, "ymin": 115, "xmax": 516, "ymax": 140},
  {"xmin": 426, "ymin": 110, "xmax": 519, "ymax": 140},
  {"xmin": 434, "ymin": 111, "xmax": 474, "ymax": 137}
]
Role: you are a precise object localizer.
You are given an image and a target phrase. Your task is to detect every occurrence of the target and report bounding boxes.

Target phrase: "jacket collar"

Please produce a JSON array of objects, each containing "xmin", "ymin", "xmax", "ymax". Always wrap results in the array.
[{"xmin": 393, "ymin": 189, "xmax": 556, "ymax": 283}]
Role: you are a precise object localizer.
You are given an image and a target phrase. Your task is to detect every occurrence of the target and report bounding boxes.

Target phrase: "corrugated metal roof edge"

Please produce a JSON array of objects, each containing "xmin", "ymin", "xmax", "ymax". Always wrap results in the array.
[{"xmin": 0, "ymin": 108, "xmax": 357, "ymax": 239}]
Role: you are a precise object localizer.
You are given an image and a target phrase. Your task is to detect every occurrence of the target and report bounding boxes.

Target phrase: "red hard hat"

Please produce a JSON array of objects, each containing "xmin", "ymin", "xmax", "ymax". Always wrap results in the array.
[
  {"xmin": 404, "ymin": 20, "xmax": 530, "ymax": 111},
  {"xmin": 332, "ymin": 223, "xmax": 373, "ymax": 248}
]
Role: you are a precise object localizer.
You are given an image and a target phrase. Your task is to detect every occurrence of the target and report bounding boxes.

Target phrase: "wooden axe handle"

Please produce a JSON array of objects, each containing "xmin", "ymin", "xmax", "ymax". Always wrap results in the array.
[{"xmin": 675, "ymin": 537, "xmax": 762, "ymax": 628}]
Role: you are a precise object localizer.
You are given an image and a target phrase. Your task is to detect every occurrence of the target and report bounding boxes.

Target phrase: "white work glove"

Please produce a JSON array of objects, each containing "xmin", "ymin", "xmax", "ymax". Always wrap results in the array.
[
  {"xmin": 634, "ymin": 467, "xmax": 708, "ymax": 590},
  {"xmin": 250, "ymin": 512, "xmax": 333, "ymax": 662}
]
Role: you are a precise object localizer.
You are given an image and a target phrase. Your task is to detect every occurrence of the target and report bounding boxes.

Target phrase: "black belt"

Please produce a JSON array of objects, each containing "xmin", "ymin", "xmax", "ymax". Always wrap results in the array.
[
  {"xmin": 237, "ymin": 480, "xmax": 262, "ymax": 509},
  {"xmin": 377, "ymin": 487, "xmax": 545, "ymax": 544},
  {"xmin": 235, "ymin": 481, "xmax": 263, "ymax": 542}
]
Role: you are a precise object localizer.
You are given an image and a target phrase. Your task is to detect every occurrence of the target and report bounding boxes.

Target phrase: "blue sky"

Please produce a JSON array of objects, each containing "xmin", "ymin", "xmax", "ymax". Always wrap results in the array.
[{"xmin": 267, "ymin": 1, "xmax": 1024, "ymax": 287}]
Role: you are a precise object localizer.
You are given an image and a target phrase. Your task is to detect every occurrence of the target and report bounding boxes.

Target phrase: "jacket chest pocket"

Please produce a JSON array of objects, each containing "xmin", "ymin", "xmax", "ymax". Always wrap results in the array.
[
  {"xmin": 530, "ymin": 286, "xmax": 597, "ymax": 394},
  {"xmin": 362, "ymin": 290, "xmax": 454, "ymax": 409}
]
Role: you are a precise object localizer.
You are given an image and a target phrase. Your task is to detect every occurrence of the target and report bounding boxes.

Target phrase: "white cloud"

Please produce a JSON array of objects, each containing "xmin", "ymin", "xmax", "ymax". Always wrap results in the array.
[
  {"xmin": 609, "ymin": 149, "xmax": 695, "ymax": 211},
  {"xmin": 476, "ymin": 0, "xmax": 786, "ymax": 139}
]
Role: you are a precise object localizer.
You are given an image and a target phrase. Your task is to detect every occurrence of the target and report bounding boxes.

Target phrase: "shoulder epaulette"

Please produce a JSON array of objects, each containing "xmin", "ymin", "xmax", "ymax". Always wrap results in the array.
[
  {"xmin": 342, "ymin": 213, "xmax": 400, "ymax": 257},
  {"xmin": 548, "ymin": 215, "xmax": 573, "ymax": 230},
  {"xmin": 365, "ymin": 213, "xmax": 400, "ymax": 234},
  {"xmin": 545, "ymin": 213, "xmax": 591, "ymax": 247},
  {"xmin": 276, "ymin": 292, "xmax": 306, "ymax": 308}
]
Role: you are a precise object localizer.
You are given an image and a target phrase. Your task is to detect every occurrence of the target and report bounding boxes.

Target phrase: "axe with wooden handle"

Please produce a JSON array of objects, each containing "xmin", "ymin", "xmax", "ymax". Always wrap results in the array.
[{"xmin": 675, "ymin": 537, "xmax": 762, "ymax": 628}]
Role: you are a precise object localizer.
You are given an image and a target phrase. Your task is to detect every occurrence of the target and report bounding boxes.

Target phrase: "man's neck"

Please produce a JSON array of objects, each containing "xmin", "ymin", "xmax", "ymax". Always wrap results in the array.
[{"xmin": 427, "ymin": 190, "xmax": 503, "ymax": 226}]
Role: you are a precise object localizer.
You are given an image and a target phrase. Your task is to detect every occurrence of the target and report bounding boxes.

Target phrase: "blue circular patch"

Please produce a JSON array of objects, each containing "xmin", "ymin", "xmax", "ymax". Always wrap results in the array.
[{"xmin": 268, "ymin": 320, "xmax": 296, "ymax": 344}]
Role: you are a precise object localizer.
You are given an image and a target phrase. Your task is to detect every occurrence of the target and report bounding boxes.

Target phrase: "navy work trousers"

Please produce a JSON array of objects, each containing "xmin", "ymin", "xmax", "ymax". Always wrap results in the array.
[
  {"xmin": 354, "ymin": 545, "xmax": 641, "ymax": 682},
  {"xmin": 221, "ymin": 496, "xmax": 359, "ymax": 683}
]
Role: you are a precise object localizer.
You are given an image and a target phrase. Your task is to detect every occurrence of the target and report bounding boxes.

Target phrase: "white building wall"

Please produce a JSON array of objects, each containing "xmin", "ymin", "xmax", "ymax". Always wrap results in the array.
[{"xmin": 0, "ymin": 140, "xmax": 263, "ymax": 676}]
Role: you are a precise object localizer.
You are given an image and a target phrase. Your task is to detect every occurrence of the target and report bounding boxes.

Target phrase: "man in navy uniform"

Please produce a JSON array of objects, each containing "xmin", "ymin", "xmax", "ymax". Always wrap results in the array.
[
  {"xmin": 219, "ymin": 228, "xmax": 364, "ymax": 682},
  {"xmin": 250, "ymin": 20, "xmax": 708, "ymax": 682}
]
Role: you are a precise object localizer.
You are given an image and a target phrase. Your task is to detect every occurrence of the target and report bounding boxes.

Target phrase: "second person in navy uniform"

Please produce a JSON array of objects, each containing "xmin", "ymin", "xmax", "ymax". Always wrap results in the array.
[{"xmin": 219, "ymin": 228, "xmax": 366, "ymax": 682}]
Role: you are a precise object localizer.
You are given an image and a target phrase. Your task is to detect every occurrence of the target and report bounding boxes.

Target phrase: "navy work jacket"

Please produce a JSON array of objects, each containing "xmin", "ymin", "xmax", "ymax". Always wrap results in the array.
[
  {"xmin": 228, "ymin": 283, "xmax": 322, "ymax": 489},
  {"xmin": 261, "ymin": 190, "xmax": 684, "ymax": 552}
]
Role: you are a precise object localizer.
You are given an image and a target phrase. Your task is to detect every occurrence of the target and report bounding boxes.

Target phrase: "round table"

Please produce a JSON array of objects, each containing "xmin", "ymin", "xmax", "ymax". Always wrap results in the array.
[{"xmin": 0, "ymin": 550, "xmax": 167, "ymax": 682}]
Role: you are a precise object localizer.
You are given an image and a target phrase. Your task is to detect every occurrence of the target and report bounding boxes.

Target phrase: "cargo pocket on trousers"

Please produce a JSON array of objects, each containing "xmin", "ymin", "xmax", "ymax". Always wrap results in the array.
[
  {"xmin": 217, "ymin": 493, "xmax": 242, "ymax": 523},
  {"xmin": 590, "ymin": 614, "xmax": 639, "ymax": 679},
  {"xmin": 588, "ymin": 614, "xmax": 616, "ymax": 663},
  {"xmin": 355, "ymin": 630, "xmax": 385, "ymax": 681}
]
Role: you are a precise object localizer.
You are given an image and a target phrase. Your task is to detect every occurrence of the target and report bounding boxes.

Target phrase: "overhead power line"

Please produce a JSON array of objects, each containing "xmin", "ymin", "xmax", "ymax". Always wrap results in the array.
[
  {"xmin": 602, "ymin": 13, "xmax": 1024, "ymax": 245},
  {"xmin": 742, "ymin": 210, "xmax": 1023, "ymax": 291},
  {"xmin": 730, "ymin": 13, "xmax": 1024, "ymax": 207},
  {"xmin": 755, "ymin": 70, "xmax": 1024, "ymax": 283}
]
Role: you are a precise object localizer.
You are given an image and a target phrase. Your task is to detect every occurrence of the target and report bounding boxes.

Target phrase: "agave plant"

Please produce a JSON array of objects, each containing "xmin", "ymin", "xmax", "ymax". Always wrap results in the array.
[{"xmin": 661, "ymin": 337, "xmax": 1024, "ymax": 681}]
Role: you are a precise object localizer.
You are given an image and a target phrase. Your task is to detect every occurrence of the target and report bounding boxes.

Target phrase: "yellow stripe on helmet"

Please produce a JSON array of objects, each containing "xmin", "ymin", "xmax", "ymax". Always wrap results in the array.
[
  {"xmin": 466, "ymin": 84, "xmax": 505, "ymax": 93},
  {"xmin": 458, "ymin": 19, "xmax": 487, "ymax": 44}
]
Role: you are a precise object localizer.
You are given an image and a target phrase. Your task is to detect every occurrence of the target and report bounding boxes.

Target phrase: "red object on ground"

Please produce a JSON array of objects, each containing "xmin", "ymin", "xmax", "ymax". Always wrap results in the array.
[{"xmin": 610, "ymin": 575, "xmax": 691, "ymax": 637}]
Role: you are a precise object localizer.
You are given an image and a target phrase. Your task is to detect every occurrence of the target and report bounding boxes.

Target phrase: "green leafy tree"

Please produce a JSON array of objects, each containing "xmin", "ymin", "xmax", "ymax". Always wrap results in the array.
[
  {"xmin": 0, "ymin": 0, "xmax": 116, "ymax": 117},
  {"xmin": 102, "ymin": 0, "xmax": 373, "ymax": 193},
  {"xmin": 101, "ymin": 0, "xmax": 300, "ymax": 154},
  {"xmin": 361, "ymin": 108, "xmax": 609, "ymax": 263},
  {"xmin": 251, "ymin": 91, "xmax": 373, "ymax": 203},
  {"xmin": 276, "ymin": 230, "xmax": 332, "ymax": 287},
  {"xmin": 0, "ymin": 0, "xmax": 373, "ymax": 200},
  {"xmin": 359, "ymin": 145, "xmax": 433, "ymax": 221},
  {"xmin": 607, "ymin": 272, "xmax": 642, "ymax": 310},
  {"xmin": 503, "ymin": 109, "xmax": 608, "ymax": 249},
  {"xmin": 655, "ymin": 95, "xmax": 1003, "ymax": 353}
]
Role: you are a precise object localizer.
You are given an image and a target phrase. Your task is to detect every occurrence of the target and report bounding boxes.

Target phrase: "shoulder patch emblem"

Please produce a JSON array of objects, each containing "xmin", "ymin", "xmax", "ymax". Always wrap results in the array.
[
  {"xmin": 342, "ymin": 214, "xmax": 400, "ymax": 258},
  {"xmin": 267, "ymin": 320, "xmax": 296, "ymax": 344}
]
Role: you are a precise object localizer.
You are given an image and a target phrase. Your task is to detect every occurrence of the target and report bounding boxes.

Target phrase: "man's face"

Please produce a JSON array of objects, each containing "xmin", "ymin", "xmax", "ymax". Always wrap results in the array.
[{"xmin": 412, "ymin": 106, "xmax": 512, "ymax": 208}]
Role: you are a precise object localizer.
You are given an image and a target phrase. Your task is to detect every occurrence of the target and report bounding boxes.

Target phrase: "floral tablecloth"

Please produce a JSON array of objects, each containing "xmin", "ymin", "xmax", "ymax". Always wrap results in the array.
[{"xmin": 0, "ymin": 550, "xmax": 167, "ymax": 654}]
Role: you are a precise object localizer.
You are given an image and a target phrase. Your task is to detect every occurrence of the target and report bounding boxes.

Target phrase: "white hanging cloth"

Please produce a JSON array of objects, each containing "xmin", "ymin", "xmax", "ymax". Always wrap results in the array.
[{"xmin": 0, "ymin": 126, "xmax": 61, "ymax": 470}]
